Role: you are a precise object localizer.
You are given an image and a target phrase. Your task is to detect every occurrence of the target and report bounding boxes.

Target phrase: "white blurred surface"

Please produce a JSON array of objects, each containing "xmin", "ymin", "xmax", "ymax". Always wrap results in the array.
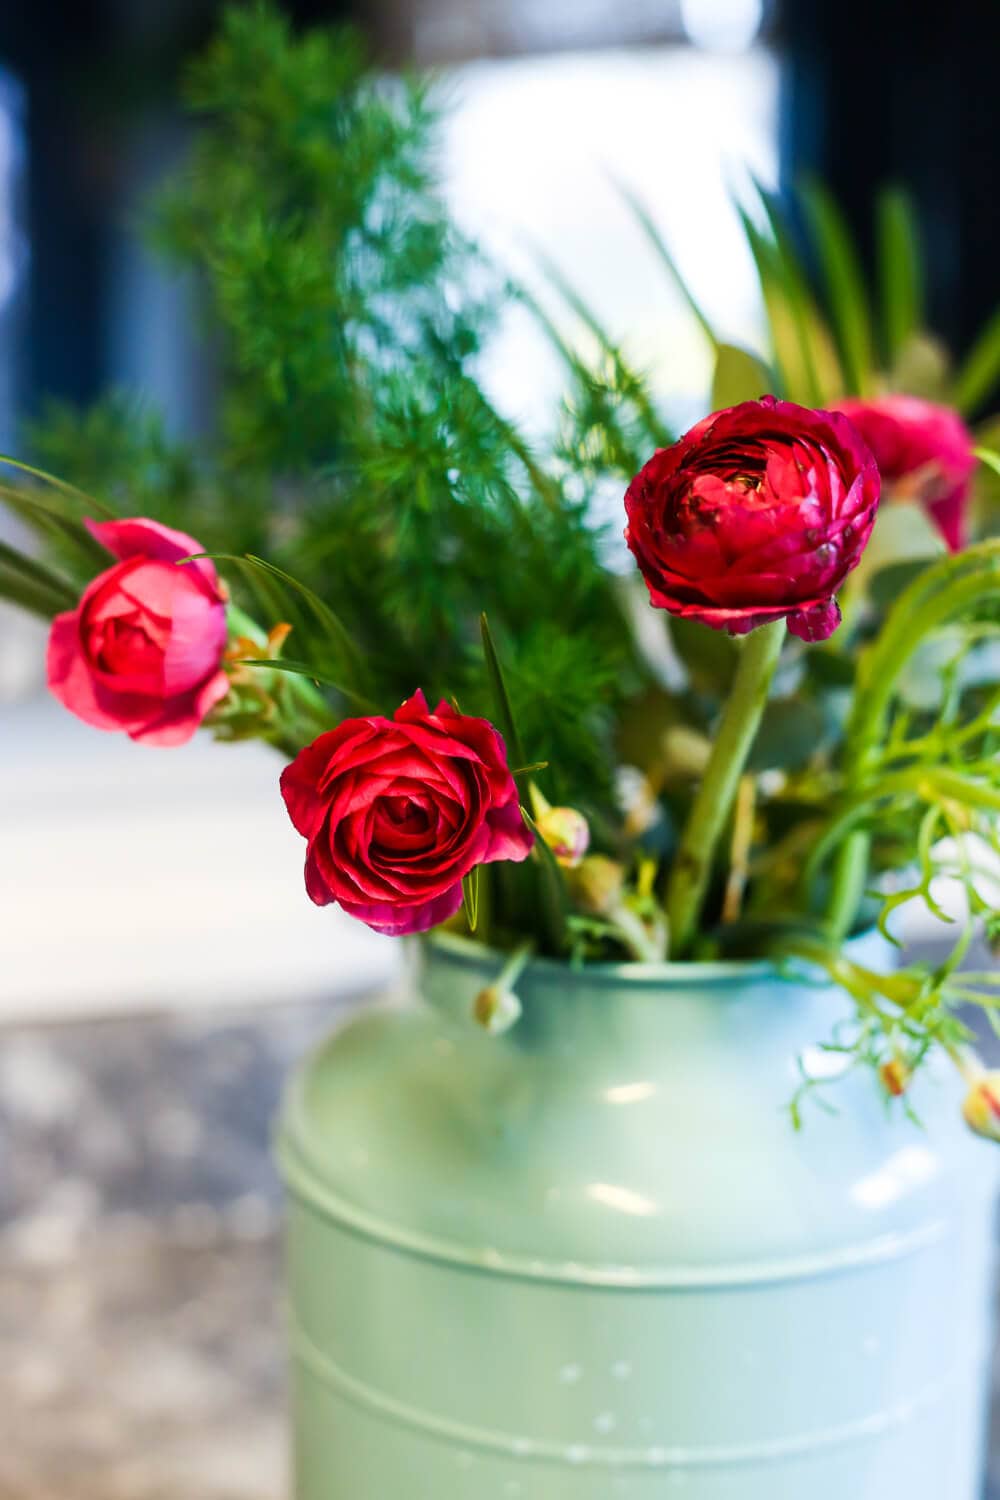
[
  {"xmin": 0, "ymin": 695, "xmax": 398, "ymax": 1023},
  {"xmin": 442, "ymin": 44, "xmax": 778, "ymax": 437}
]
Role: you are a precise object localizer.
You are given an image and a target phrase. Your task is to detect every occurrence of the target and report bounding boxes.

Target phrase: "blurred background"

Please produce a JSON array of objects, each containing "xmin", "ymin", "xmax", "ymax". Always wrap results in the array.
[{"xmin": 0, "ymin": 2, "xmax": 998, "ymax": 1497}]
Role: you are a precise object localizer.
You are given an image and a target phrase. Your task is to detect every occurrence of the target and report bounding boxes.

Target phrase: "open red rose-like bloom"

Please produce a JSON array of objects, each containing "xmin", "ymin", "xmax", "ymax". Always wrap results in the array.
[
  {"xmin": 624, "ymin": 396, "xmax": 880, "ymax": 642},
  {"xmin": 47, "ymin": 518, "xmax": 229, "ymax": 746},
  {"xmin": 280, "ymin": 690, "xmax": 535, "ymax": 936},
  {"xmin": 834, "ymin": 394, "xmax": 974, "ymax": 552}
]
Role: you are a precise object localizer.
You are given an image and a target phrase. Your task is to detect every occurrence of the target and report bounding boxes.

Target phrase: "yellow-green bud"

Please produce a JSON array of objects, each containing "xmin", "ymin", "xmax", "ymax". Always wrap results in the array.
[
  {"xmin": 570, "ymin": 855, "xmax": 626, "ymax": 917},
  {"xmin": 661, "ymin": 725, "xmax": 712, "ymax": 781},
  {"xmin": 473, "ymin": 984, "xmax": 522, "ymax": 1035},
  {"xmin": 962, "ymin": 1073, "xmax": 1000, "ymax": 1143},
  {"xmin": 536, "ymin": 805, "xmax": 590, "ymax": 869}
]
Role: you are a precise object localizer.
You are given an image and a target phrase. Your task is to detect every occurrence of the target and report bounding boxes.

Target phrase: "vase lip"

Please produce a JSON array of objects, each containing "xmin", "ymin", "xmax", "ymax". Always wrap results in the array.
[{"xmin": 421, "ymin": 929, "xmax": 880, "ymax": 991}]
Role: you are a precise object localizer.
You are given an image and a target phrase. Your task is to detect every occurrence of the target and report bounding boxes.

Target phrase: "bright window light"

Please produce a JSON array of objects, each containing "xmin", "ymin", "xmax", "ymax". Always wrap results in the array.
[{"xmin": 680, "ymin": 0, "xmax": 765, "ymax": 53}]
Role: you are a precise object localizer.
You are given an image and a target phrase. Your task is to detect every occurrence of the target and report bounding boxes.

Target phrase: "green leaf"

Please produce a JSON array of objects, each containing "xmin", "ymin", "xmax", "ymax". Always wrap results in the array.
[
  {"xmin": 461, "ymin": 866, "xmax": 481, "ymax": 933},
  {"xmin": 669, "ymin": 615, "xmax": 739, "ymax": 696},
  {"xmin": 805, "ymin": 648, "xmax": 857, "ymax": 689},
  {"xmin": 735, "ymin": 204, "xmax": 837, "ymax": 404},
  {"xmin": 479, "ymin": 612, "xmax": 527, "ymax": 771},
  {"xmin": 0, "ymin": 538, "xmax": 77, "ymax": 608},
  {"xmin": 748, "ymin": 697, "xmax": 832, "ymax": 772},
  {"xmin": 799, "ymin": 179, "xmax": 875, "ymax": 394},
  {"xmin": 520, "ymin": 804, "xmax": 570, "ymax": 953},
  {"xmin": 749, "ymin": 184, "xmax": 836, "ymax": 404},
  {"xmin": 0, "ymin": 565, "xmax": 70, "ymax": 619},
  {"xmin": 0, "ymin": 453, "xmax": 114, "ymax": 515},
  {"xmin": 610, "ymin": 175, "xmax": 719, "ymax": 350},
  {"xmin": 867, "ymin": 558, "xmax": 938, "ymax": 610},
  {"xmin": 954, "ymin": 303, "xmax": 1000, "ymax": 415},
  {"xmin": 974, "ymin": 446, "xmax": 1000, "ymax": 480},
  {"xmin": 876, "ymin": 188, "xmax": 923, "ymax": 364},
  {"xmin": 242, "ymin": 555, "xmax": 363, "ymax": 677},
  {"xmin": 711, "ymin": 343, "xmax": 774, "ymax": 409},
  {"xmin": 0, "ymin": 486, "xmax": 111, "ymax": 571},
  {"xmin": 240, "ymin": 657, "xmax": 374, "ymax": 711},
  {"xmin": 186, "ymin": 552, "xmax": 363, "ymax": 685}
]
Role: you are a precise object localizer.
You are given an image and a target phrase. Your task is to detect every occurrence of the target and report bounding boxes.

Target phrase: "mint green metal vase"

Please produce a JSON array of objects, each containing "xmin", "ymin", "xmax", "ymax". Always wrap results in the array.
[{"xmin": 278, "ymin": 932, "xmax": 997, "ymax": 1498}]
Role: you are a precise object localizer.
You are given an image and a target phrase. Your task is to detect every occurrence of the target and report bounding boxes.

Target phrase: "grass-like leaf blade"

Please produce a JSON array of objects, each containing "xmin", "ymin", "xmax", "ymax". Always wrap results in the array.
[
  {"xmin": 480, "ymin": 611, "xmax": 527, "ymax": 771},
  {"xmin": 610, "ymin": 175, "xmax": 720, "ymax": 351},
  {"xmin": 0, "ymin": 538, "xmax": 78, "ymax": 608},
  {"xmin": 0, "ymin": 565, "xmax": 72, "ymax": 618},
  {"xmin": 184, "ymin": 551, "xmax": 364, "ymax": 687},
  {"xmin": 520, "ymin": 803, "xmax": 570, "ymax": 954},
  {"xmin": 0, "ymin": 485, "xmax": 111, "ymax": 572},
  {"xmin": 954, "ymin": 303, "xmax": 1000, "ymax": 415},
  {"xmin": 240, "ymin": 656, "xmax": 376, "ymax": 712},
  {"xmin": 799, "ymin": 179, "xmax": 874, "ymax": 394},
  {"xmin": 876, "ymin": 187, "xmax": 923, "ymax": 364},
  {"xmin": 749, "ymin": 183, "xmax": 831, "ymax": 404},
  {"xmin": 0, "ymin": 453, "xmax": 114, "ymax": 515}
]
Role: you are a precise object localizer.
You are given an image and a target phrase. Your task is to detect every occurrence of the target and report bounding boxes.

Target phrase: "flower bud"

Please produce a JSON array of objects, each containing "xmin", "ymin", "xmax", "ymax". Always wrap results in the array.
[
  {"xmin": 879, "ymin": 1058, "xmax": 911, "ymax": 1098},
  {"xmin": 536, "ymin": 805, "xmax": 590, "ymax": 869},
  {"xmin": 962, "ymin": 1074, "xmax": 1000, "ymax": 1143},
  {"xmin": 661, "ymin": 725, "xmax": 712, "ymax": 781},
  {"xmin": 570, "ymin": 855, "xmax": 626, "ymax": 917},
  {"xmin": 473, "ymin": 984, "xmax": 522, "ymax": 1035}
]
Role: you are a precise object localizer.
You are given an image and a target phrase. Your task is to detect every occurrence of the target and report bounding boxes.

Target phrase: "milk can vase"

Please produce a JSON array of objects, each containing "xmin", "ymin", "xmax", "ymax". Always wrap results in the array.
[{"xmin": 277, "ymin": 931, "xmax": 997, "ymax": 1499}]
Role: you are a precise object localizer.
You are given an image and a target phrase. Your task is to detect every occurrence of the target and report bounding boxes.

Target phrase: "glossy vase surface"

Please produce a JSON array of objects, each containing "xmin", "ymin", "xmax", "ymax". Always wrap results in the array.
[{"xmin": 278, "ymin": 931, "xmax": 997, "ymax": 1499}]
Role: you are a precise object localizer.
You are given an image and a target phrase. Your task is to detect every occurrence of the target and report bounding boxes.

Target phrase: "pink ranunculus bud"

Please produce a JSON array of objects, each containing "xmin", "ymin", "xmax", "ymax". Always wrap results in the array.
[
  {"xmin": 834, "ymin": 395, "xmax": 975, "ymax": 553},
  {"xmin": 47, "ymin": 518, "xmax": 229, "ymax": 746},
  {"xmin": 536, "ymin": 805, "xmax": 590, "ymax": 869},
  {"xmin": 624, "ymin": 396, "xmax": 880, "ymax": 642},
  {"xmin": 280, "ymin": 690, "xmax": 534, "ymax": 936}
]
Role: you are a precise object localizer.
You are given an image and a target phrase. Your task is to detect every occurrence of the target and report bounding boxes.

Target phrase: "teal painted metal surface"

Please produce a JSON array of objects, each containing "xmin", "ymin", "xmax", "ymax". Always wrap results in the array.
[{"xmin": 278, "ymin": 932, "xmax": 998, "ymax": 1498}]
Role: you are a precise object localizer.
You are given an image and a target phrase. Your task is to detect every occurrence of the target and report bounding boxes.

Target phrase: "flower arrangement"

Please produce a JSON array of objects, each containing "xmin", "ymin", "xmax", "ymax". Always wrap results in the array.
[{"xmin": 3, "ymin": 5, "xmax": 1000, "ymax": 1133}]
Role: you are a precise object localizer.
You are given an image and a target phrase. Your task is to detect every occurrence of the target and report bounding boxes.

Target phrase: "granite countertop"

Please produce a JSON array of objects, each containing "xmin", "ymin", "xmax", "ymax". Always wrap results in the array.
[
  {"xmin": 0, "ymin": 1235, "xmax": 285, "ymax": 1500},
  {"xmin": 2, "ymin": 974, "xmax": 1000, "ymax": 1499},
  {"xmin": 0, "ymin": 994, "xmax": 349, "ymax": 1500}
]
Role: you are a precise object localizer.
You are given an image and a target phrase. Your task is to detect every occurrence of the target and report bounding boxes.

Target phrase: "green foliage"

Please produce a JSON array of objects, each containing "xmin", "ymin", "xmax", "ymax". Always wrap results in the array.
[{"xmin": 17, "ymin": 0, "xmax": 645, "ymax": 857}]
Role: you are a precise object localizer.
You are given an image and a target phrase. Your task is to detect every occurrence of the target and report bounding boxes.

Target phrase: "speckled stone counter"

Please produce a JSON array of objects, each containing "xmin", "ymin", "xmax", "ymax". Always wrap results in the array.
[
  {"xmin": 0, "ymin": 1233, "xmax": 285, "ymax": 1500},
  {"xmin": 2, "ymin": 964, "xmax": 999, "ymax": 1499},
  {"xmin": 0, "ymin": 993, "xmax": 364, "ymax": 1500}
]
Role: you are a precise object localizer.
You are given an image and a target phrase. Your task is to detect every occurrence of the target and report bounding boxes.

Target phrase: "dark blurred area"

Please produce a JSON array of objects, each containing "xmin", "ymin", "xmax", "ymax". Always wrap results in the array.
[
  {"xmin": 0, "ymin": 0, "xmax": 997, "ymax": 442},
  {"xmin": 780, "ymin": 0, "xmax": 1000, "ymax": 361}
]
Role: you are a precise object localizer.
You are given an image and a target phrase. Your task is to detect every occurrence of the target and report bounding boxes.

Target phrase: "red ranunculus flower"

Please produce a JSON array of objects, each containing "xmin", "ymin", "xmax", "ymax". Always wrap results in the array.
[
  {"xmin": 280, "ymin": 690, "xmax": 534, "ymax": 936},
  {"xmin": 834, "ymin": 394, "xmax": 974, "ymax": 552},
  {"xmin": 47, "ymin": 518, "xmax": 229, "ymax": 746},
  {"xmin": 624, "ymin": 396, "xmax": 880, "ymax": 642}
]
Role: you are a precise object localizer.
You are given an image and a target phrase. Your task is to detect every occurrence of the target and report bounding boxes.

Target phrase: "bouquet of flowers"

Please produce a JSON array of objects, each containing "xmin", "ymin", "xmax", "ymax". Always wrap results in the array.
[{"xmin": 3, "ymin": 4, "xmax": 1000, "ymax": 1134}]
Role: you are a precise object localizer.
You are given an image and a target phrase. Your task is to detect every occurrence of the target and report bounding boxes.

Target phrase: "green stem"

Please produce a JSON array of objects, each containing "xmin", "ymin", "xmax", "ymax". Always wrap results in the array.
[
  {"xmin": 825, "ymin": 829, "xmax": 870, "ymax": 943},
  {"xmin": 666, "ymin": 620, "xmax": 785, "ymax": 957},
  {"xmin": 826, "ymin": 550, "xmax": 1000, "ymax": 939}
]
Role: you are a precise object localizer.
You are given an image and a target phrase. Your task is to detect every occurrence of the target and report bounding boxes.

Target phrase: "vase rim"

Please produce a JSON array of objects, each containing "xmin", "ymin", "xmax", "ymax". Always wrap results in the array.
[{"xmin": 421, "ymin": 929, "xmax": 877, "ymax": 991}]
